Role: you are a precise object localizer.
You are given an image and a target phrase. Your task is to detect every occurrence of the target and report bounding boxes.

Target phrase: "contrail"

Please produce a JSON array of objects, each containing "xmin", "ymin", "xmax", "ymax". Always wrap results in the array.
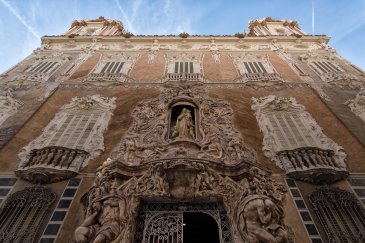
[
  {"xmin": 114, "ymin": 0, "xmax": 136, "ymax": 33},
  {"xmin": 311, "ymin": 0, "xmax": 315, "ymax": 35},
  {"xmin": 0, "ymin": 0, "xmax": 41, "ymax": 40}
]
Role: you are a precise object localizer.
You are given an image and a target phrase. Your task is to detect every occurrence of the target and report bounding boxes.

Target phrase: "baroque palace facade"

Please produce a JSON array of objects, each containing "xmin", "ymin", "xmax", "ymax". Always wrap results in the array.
[{"xmin": 0, "ymin": 16, "xmax": 365, "ymax": 243}]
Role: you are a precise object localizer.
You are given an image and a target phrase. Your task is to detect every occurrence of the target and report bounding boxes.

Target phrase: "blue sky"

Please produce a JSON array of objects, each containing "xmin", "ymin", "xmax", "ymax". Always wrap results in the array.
[{"xmin": 1, "ymin": 0, "xmax": 365, "ymax": 73}]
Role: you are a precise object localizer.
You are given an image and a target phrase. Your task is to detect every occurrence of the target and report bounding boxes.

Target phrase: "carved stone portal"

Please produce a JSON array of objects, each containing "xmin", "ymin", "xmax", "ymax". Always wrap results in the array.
[{"xmin": 75, "ymin": 159, "xmax": 292, "ymax": 243}]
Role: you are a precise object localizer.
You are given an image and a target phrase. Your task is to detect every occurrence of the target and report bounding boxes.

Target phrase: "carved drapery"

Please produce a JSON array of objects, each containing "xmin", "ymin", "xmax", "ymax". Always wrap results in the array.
[
  {"xmin": 0, "ymin": 89, "xmax": 23, "ymax": 126},
  {"xmin": 75, "ymin": 159, "xmax": 292, "ymax": 243},
  {"xmin": 110, "ymin": 86, "xmax": 256, "ymax": 166},
  {"xmin": 252, "ymin": 95, "xmax": 348, "ymax": 184},
  {"xmin": 17, "ymin": 95, "xmax": 116, "ymax": 184},
  {"xmin": 310, "ymin": 187, "xmax": 365, "ymax": 243},
  {"xmin": 0, "ymin": 186, "xmax": 56, "ymax": 242}
]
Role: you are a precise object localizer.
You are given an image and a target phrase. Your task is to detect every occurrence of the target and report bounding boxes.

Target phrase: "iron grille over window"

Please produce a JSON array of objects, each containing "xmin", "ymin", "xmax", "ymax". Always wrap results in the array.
[
  {"xmin": 310, "ymin": 187, "xmax": 365, "ymax": 243},
  {"xmin": 0, "ymin": 186, "xmax": 56, "ymax": 242}
]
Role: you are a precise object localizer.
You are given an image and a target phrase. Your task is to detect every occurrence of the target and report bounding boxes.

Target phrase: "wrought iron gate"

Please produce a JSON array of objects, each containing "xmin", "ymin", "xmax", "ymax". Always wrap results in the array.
[{"xmin": 134, "ymin": 201, "xmax": 232, "ymax": 243}]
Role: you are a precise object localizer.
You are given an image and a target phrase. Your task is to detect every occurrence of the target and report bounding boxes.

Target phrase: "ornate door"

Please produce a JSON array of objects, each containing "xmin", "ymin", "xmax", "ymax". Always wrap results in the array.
[{"xmin": 134, "ymin": 202, "xmax": 231, "ymax": 243}]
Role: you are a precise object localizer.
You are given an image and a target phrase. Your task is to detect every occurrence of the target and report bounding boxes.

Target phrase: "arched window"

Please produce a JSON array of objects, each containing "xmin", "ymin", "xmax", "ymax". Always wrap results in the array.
[
  {"xmin": 310, "ymin": 187, "xmax": 365, "ymax": 243},
  {"xmin": 0, "ymin": 186, "xmax": 56, "ymax": 242}
]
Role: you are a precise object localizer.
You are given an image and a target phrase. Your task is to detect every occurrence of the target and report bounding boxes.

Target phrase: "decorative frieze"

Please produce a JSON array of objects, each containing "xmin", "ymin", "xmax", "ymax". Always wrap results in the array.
[{"xmin": 252, "ymin": 95, "xmax": 348, "ymax": 184}]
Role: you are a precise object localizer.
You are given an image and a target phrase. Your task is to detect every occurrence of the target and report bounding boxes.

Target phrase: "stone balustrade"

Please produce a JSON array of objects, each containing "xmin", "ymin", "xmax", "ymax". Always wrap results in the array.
[
  {"xmin": 165, "ymin": 73, "xmax": 204, "ymax": 82},
  {"xmin": 16, "ymin": 146, "xmax": 89, "ymax": 184},
  {"xmin": 277, "ymin": 147, "xmax": 348, "ymax": 184},
  {"xmin": 85, "ymin": 72, "xmax": 134, "ymax": 83},
  {"xmin": 240, "ymin": 72, "xmax": 283, "ymax": 82},
  {"xmin": 320, "ymin": 71, "xmax": 361, "ymax": 83}
]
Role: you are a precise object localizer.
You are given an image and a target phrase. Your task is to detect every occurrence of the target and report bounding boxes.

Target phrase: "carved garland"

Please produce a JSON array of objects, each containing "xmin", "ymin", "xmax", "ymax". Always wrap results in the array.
[{"xmin": 346, "ymin": 90, "xmax": 365, "ymax": 122}]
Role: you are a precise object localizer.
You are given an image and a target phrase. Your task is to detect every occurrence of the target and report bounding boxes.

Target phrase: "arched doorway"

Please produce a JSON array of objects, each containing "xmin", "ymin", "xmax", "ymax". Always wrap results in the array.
[
  {"xmin": 134, "ymin": 201, "xmax": 231, "ymax": 243},
  {"xmin": 183, "ymin": 212, "xmax": 220, "ymax": 243}
]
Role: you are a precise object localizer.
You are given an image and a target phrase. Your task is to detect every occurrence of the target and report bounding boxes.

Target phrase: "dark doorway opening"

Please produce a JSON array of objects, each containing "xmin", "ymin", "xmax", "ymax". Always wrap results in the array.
[{"xmin": 183, "ymin": 212, "xmax": 220, "ymax": 243}]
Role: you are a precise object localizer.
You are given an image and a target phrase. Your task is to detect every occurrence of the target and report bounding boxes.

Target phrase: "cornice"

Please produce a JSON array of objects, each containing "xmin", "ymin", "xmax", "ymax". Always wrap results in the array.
[{"xmin": 41, "ymin": 35, "xmax": 330, "ymax": 45}]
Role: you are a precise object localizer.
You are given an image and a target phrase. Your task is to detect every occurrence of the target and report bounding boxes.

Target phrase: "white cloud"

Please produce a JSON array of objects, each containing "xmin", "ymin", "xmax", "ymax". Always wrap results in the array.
[
  {"xmin": 114, "ymin": 0, "xmax": 136, "ymax": 33},
  {"xmin": 0, "ymin": 0, "xmax": 40, "ymax": 40}
]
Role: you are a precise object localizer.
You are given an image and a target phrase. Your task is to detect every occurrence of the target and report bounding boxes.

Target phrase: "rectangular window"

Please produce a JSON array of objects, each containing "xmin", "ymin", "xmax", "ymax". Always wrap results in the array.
[
  {"xmin": 47, "ymin": 113, "xmax": 101, "ymax": 149},
  {"xmin": 27, "ymin": 61, "xmax": 59, "ymax": 74},
  {"xmin": 174, "ymin": 62, "xmax": 194, "ymax": 73},
  {"xmin": 99, "ymin": 62, "xmax": 124, "ymax": 74},
  {"xmin": 267, "ymin": 112, "xmax": 319, "ymax": 150},
  {"xmin": 311, "ymin": 61, "xmax": 341, "ymax": 74},
  {"xmin": 243, "ymin": 61, "xmax": 267, "ymax": 73}
]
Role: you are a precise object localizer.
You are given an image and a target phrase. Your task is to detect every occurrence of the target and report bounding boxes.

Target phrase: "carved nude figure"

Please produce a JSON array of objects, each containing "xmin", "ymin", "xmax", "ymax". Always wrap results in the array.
[
  {"xmin": 172, "ymin": 108, "xmax": 195, "ymax": 139},
  {"xmin": 239, "ymin": 197, "xmax": 288, "ymax": 243}
]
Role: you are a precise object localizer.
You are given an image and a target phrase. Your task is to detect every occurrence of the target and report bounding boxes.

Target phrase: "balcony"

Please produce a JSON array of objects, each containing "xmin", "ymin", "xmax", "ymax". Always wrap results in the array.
[
  {"xmin": 84, "ymin": 72, "xmax": 134, "ymax": 83},
  {"xmin": 236, "ymin": 72, "xmax": 283, "ymax": 84},
  {"xmin": 165, "ymin": 72, "xmax": 204, "ymax": 82},
  {"xmin": 16, "ymin": 146, "xmax": 89, "ymax": 184},
  {"xmin": 277, "ymin": 147, "xmax": 348, "ymax": 184},
  {"xmin": 320, "ymin": 71, "xmax": 364, "ymax": 84}
]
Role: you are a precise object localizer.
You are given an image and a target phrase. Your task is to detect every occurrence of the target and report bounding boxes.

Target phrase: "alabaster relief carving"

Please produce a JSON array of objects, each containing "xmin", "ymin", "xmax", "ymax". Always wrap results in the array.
[
  {"xmin": 110, "ymin": 86, "xmax": 256, "ymax": 166},
  {"xmin": 5, "ymin": 52, "xmax": 70, "ymax": 89},
  {"xmin": 299, "ymin": 51, "xmax": 365, "ymax": 88},
  {"xmin": 232, "ymin": 53, "xmax": 284, "ymax": 85},
  {"xmin": 0, "ymin": 89, "xmax": 23, "ymax": 126},
  {"xmin": 75, "ymin": 159, "xmax": 292, "ymax": 243},
  {"xmin": 16, "ymin": 95, "xmax": 116, "ymax": 184},
  {"xmin": 165, "ymin": 53, "xmax": 204, "ymax": 82},
  {"xmin": 83, "ymin": 52, "xmax": 138, "ymax": 84},
  {"xmin": 252, "ymin": 95, "xmax": 348, "ymax": 184},
  {"xmin": 346, "ymin": 91, "xmax": 365, "ymax": 122}
]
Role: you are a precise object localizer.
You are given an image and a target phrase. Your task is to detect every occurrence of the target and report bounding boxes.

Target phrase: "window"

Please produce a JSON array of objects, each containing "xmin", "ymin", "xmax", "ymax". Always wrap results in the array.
[
  {"xmin": 26, "ymin": 61, "xmax": 60, "ymax": 74},
  {"xmin": 242, "ymin": 61, "xmax": 267, "ymax": 73},
  {"xmin": 310, "ymin": 187, "xmax": 365, "ymax": 243},
  {"xmin": 47, "ymin": 113, "xmax": 101, "ymax": 149},
  {"xmin": 0, "ymin": 186, "xmax": 56, "ymax": 242},
  {"xmin": 99, "ymin": 61, "xmax": 125, "ymax": 74},
  {"xmin": 174, "ymin": 61, "xmax": 194, "ymax": 73},
  {"xmin": 310, "ymin": 61, "xmax": 342, "ymax": 74},
  {"xmin": 18, "ymin": 95, "xmax": 116, "ymax": 177},
  {"xmin": 266, "ymin": 112, "xmax": 319, "ymax": 150},
  {"xmin": 252, "ymin": 95, "xmax": 347, "ymax": 183}
]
